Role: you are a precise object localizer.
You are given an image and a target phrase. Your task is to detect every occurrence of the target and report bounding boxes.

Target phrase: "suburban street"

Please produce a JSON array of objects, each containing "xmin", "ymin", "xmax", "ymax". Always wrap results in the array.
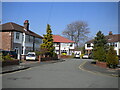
[{"xmin": 2, "ymin": 59, "xmax": 118, "ymax": 88}]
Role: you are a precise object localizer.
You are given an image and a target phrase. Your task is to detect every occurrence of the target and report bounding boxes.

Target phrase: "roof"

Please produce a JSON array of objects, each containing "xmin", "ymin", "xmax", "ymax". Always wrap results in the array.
[
  {"xmin": 52, "ymin": 35, "xmax": 75, "ymax": 43},
  {"xmin": 0, "ymin": 22, "xmax": 43, "ymax": 39},
  {"xmin": 86, "ymin": 34, "xmax": 120, "ymax": 44}
]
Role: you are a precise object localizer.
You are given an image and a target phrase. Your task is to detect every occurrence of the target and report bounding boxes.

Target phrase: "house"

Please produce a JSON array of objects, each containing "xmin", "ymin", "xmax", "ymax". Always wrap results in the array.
[
  {"xmin": 85, "ymin": 31, "xmax": 120, "ymax": 56},
  {"xmin": 52, "ymin": 35, "xmax": 75, "ymax": 55},
  {"xmin": 0, "ymin": 20, "xmax": 43, "ymax": 59}
]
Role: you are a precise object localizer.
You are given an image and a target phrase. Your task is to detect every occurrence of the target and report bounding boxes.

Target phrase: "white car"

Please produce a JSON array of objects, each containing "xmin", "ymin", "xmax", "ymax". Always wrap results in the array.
[
  {"xmin": 74, "ymin": 53, "xmax": 80, "ymax": 58},
  {"xmin": 82, "ymin": 54, "xmax": 89, "ymax": 59},
  {"xmin": 26, "ymin": 52, "xmax": 37, "ymax": 60}
]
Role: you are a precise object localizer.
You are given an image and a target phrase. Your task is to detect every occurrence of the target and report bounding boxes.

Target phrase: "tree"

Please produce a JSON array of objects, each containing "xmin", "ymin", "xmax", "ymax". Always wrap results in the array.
[
  {"xmin": 93, "ymin": 31, "xmax": 108, "ymax": 61},
  {"xmin": 94, "ymin": 31, "xmax": 107, "ymax": 47},
  {"xmin": 62, "ymin": 21, "xmax": 90, "ymax": 47},
  {"xmin": 106, "ymin": 46, "xmax": 119, "ymax": 68},
  {"xmin": 40, "ymin": 24, "xmax": 55, "ymax": 57}
]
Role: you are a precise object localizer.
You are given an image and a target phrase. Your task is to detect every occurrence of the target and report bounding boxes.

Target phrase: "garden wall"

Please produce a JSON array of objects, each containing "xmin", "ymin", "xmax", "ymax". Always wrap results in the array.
[
  {"xmin": 2, "ymin": 60, "xmax": 19, "ymax": 67},
  {"xmin": 96, "ymin": 61, "xmax": 107, "ymax": 68},
  {"xmin": 41, "ymin": 56, "xmax": 58, "ymax": 61}
]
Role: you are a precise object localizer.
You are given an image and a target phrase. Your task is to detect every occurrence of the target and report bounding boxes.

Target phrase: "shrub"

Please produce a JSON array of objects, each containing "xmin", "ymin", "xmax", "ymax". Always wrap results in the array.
[
  {"xmin": 71, "ymin": 53, "xmax": 74, "ymax": 58},
  {"xmin": 35, "ymin": 51, "xmax": 41, "ymax": 56},
  {"xmin": 53, "ymin": 52, "xmax": 58, "ymax": 57},
  {"xmin": 3, "ymin": 54, "xmax": 14, "ymax": 61},
  {"xmin": 61, "ymin": 53, "xmax": 67, "ymax": 56},
  {"xmin": 93, "ymin": 46, "xmax": 106, "ymax": 62},
  {"xmin": 106, "ymin": 46, "xmax": 119, "ymax": 68},
  {"xmin": 0, "ymin": 53, "xmax": 4, "ymax": 61},
  {"xmin": 80, "ymin": 54, "xmax": 84, "ymax": 58}
]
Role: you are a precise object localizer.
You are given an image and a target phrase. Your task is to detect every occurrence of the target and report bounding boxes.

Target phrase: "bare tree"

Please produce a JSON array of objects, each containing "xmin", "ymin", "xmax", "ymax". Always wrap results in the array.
[{"xmin": 62, "ymin": 21, "xmax": 90, "ymax": 47}]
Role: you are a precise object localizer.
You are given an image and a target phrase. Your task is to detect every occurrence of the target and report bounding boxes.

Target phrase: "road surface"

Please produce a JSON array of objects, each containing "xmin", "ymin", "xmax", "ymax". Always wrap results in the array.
[{"xmin": 2, "ymin": 59, "xmax": 118, "ymax": 88}]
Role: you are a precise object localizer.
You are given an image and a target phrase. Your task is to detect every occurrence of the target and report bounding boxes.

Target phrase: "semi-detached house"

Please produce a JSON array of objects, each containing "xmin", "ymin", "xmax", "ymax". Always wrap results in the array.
[
  {"xmin": 0, "ymin": 20, "xmax": 43, "ymax": 59},
  {"xmin": 53, "ymin": 35, "xmax": 75, "ymax": 55},
  {"xmin": 85, "ymin": 32, "xmax": 120, "ymax": 56}
]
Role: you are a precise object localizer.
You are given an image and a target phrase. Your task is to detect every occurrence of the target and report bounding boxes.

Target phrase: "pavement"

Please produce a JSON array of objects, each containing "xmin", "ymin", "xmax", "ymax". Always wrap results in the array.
[
  {"xmin": 81, "ymin": 60, "xmax": 119, "ymax": 77},
  {"xmin": 0, "ymin": 59, "xmax": 65, "ymax": 74}
]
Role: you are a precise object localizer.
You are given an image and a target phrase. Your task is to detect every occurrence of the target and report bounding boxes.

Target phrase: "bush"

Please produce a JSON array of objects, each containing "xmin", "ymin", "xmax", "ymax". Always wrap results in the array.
[
  {"xmin": 0, "ymin": 53, "xmax": 4, "ymax": 61},
  {"xmin": 3, "ymin": 54, "xmax": 14, "ymax": 61},
  {"xmin": 70, "ymin": 53, "xmax": 74, "ymax": 58},
  {"xmin": 106, "ymin": 46, "xmax": 119, "ymax": 68},
  {"xmin": 35, "ymin": 51, "xmax": 41, "ymax": 56},
  {"xmin": 61, "ymin": 53, "xmax": 67, "ymax": 56},
  {"xmin": 53, "ymin": 52, "xmax": 58, "ymax": 57},
  {"xmin": 80, "ymin": 54, "xmax": 84, "ymax": 58},
  {"xmin": 93, "ymin": 46, "xmax": 106, "ymax": 62}
]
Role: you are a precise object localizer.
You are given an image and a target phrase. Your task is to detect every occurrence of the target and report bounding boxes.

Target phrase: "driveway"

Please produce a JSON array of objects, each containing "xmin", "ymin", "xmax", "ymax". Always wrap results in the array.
[{"xmin": 2, "ymin": 59, "xmax": 118, "ymax": 88}]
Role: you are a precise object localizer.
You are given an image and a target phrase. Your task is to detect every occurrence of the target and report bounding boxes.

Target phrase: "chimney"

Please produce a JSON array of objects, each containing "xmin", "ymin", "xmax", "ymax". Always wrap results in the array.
[
  {"xmin": 24, "ymin": 20, "xmax": 29, "ymax": 30},
  {"xmin": 109, "ymin": 31, "xmax": 113, "ymax": 35}
]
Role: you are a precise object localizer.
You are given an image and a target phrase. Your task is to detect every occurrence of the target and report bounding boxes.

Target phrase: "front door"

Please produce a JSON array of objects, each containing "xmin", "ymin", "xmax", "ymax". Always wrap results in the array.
[{"xmin": 15, "ymin": 47, "xmax": 20, "ymax": 59}]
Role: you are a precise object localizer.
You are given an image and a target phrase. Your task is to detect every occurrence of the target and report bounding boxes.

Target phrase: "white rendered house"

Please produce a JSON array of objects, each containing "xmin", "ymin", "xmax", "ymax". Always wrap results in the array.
[
  {"xmin": 85, "ymin": 32, "xmax": 120, "ymax": 56},
  {"xmin": 53, "ymin": 35, "xmax": 75, "ymax": 55}
]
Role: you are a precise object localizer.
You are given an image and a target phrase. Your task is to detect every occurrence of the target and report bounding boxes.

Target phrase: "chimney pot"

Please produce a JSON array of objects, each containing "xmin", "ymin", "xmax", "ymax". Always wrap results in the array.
[
  {"xmin": 109, "ymin": 31, "xmax": 113, "ymax": 35},
  {"xmin": 24, "ymin": 20, "xmax": 29, "ymax": 23},
  {"xmin": 24, "ymin": 20, "xmax": 29, "ymax": 30}
]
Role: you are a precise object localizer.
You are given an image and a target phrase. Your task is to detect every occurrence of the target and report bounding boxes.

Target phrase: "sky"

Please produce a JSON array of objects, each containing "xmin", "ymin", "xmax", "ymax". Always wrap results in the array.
[{"xmin": 2, "ymin": 2, "xmax": 118, "ymax": 38}]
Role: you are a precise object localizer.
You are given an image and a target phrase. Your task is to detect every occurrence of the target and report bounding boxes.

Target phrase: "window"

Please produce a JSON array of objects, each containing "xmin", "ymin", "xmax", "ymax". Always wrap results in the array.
[
  {"xmin": 55, "ymin": 43, "xmax": 59, "ymax": 47},
  {"xmin": 109, "ymin": 42, "xmax": 117, "ymax": 47},
  {"xmin": 29, "ymin": 36, "xmax": 30, "ymax": 42},
  {"xmin": 16, "ymin": 32, "xmax": 20, "ymax": 39},
  {"xmin": 87, "ymin": 43, "xmax": 91, "ymax": 47},
  {"xmin": 70, "ymin": 43, "xmax": 73, "ymax": 47},
  {"xmin": 114, "ymin": 42, "xmax": 117, "ymax": 47}
]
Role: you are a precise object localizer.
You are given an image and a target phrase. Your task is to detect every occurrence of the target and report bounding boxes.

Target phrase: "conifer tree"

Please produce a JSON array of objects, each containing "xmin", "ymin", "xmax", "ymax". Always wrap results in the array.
[
  {"xmin": 93, "ymin": 31, "xmax": 108, "ymax": 61},
  {"xmin": 40, "ymin": 24, "xmax": 55, "ymax": 57}
]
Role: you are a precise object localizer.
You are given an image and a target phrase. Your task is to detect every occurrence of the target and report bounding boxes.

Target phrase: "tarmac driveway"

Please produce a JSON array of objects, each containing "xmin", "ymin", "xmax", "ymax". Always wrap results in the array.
[{"xmin": 2, "ymin": 59, "xmax": 118, "ymax": 88}]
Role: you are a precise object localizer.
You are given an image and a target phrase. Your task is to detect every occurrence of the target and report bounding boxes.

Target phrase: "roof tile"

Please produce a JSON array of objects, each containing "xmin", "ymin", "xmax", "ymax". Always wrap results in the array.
[
  {"xmin": 53, "ymin": 35, "xmax": 75, "ymax": 43},
  {"xmin": 0, "ymin": 22, "xmax": 43, "ymax": 39}
]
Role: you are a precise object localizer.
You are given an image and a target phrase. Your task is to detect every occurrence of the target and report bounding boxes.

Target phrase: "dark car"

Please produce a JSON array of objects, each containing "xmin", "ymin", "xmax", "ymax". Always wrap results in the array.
[
  {"xmin": 9, "ymin": 51, "xmax": 17, "ymax": 59},
  {"xmin": 1, "ymin": 50, "xmax": 17, "ymax": 59}
]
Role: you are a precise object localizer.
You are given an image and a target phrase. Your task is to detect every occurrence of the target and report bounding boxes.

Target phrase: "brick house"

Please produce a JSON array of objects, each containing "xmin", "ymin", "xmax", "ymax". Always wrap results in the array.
[
  {"xmin": 0, "ymin": 20, "xmax": 43, "ymax": 59},
  {"xmin": 85, "ymin": 32, "xmax": 120, "ymax": 56},
  {"xmin": 53, "ymin": 35, "xmax": 75, "ymax": 55}
]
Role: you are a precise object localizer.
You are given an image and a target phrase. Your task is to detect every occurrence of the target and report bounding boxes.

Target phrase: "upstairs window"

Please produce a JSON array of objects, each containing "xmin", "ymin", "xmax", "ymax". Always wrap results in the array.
[
  {"xmin": 87, "ymin": 43, "xmax": 91, "ymax": 47},
  {"xmin": 70, "ymin": 43, "xmax": 73, "ymax": 47},
  {"xmin": 110, "ymin": 42, "xmax": 117, "ymax": 47},
  {"xmin": 55, "ymin": 43, "xmax": 59, "ymax": 47},
  {"xmin": 16, "ymin": 32, "xmax": 20, "ymax": 39}
]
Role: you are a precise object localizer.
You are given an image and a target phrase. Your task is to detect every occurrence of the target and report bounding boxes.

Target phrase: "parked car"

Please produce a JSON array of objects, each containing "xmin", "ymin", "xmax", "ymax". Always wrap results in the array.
[
  {"xmin": 82, "ymin": 54, "xmax": 90, "ymax": 59},
  {"xmin": 9, "ymin": 51, "xmax": 17, "ymax": 59},
  {"xmin": 1, "ymin": 50, "xmax": 17, "ymax": 59},
  {"xmin": 74, "ymin": 53, "xmax": 80, "ymax": 58},
  {"xmin": 26, "ymin": 52, "xmax": 37, "ymax": 61}
]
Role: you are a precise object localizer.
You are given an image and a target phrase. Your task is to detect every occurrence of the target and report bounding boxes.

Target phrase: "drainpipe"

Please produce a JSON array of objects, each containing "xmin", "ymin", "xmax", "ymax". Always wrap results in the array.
[{"xmin": 22, "ymin": 32, "xmax": 26, "ymax": 55}]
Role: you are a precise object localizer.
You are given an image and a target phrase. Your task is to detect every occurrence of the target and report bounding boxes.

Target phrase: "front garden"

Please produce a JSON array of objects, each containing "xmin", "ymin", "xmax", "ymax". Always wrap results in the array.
[
  {"xmin": 92, "ymin": 31, "xmax": 119, "ymax": 69},
  {"xmin": 0, "ymin": 54, "xmax": 19, "ymax": 67}
]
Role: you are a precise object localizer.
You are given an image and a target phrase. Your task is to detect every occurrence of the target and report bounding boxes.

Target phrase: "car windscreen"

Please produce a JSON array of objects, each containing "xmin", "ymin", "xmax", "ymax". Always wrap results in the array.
[
  {"xmin": 2, "ymin": 51, "xmax": 9, "ymax": 56},
  {"xmin": 27, "ymin": 54, "xmax": 35, "ymax": 57},
  {"xmin": 10, "ymin": 51, "xmax": 17, "ymax": 55}
]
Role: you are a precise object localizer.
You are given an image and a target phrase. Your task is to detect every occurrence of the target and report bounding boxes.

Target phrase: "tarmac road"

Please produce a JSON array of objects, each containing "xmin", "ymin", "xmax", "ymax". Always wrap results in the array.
[{"xmin": 2, "ymin": 59, "xmax": 118, "ymax": 88}]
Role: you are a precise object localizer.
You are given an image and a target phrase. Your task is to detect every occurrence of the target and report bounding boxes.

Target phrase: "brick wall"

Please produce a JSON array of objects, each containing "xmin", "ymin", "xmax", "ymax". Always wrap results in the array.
[{"xmin": 0, "ymin": 31, "xmax": 13, "ymax": 50}]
